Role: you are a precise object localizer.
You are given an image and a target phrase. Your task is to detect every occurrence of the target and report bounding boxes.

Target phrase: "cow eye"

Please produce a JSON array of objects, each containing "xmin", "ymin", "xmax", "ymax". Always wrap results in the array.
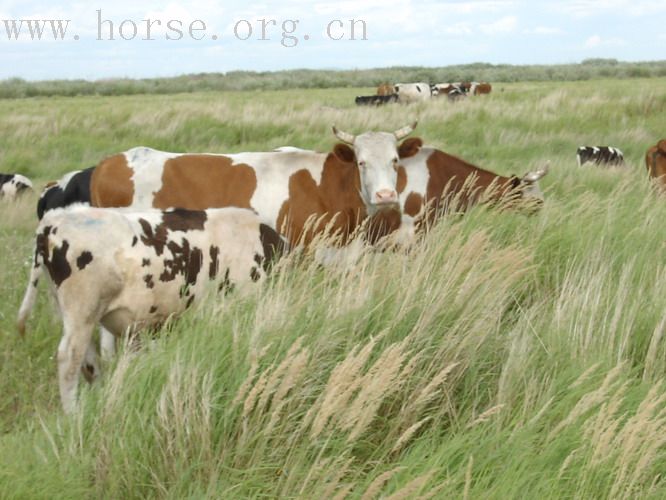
[{"xmin": 358, "ymin": 160, "xmax": 366, "ymax": 168}]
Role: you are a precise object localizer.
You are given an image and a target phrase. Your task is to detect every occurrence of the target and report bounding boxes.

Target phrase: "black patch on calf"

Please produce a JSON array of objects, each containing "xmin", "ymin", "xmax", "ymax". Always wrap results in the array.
[
  {"xmin": 142, "ymin": 258, "xmax": 150, "ymax": 267},
  {"xmin": 149, "ymin": 306, "xmax": 157, "ymax": 314},
  {"xmin": 186, "ymin": 295, "xmax": 195, "ymax": 309},
  {"xmin": 209, "ymin": 245, "xmax": 220, "ymax": 279},
  {"xmin": 48, "ymin": 240, "xmax": 71, "ymax": 287},
  {"xmin": 144, "ymin": 274, "xmax": 155, "ymax": 289},
  {"xmin": 162, "ymin": 209, "xmax": 207, "ymax": 232},
  {"xmin": 259, "ymin": 223, "xmax": 287, "ymax": 272},
  {"xmin": 218, "ymin": 268, "xmax": 235, "ymax": 295},
  {"xmin": 138, "ymin": 218, "xmax": 168, "ymax": 255},
  {"xmin": 159, "ymin": 240, "xmax": 203, "ymax": 298},
  {"xmin": 76, "ymin": 251, "xmax": 93, "ymax": 270},
  {"xmin": 250, "ymin": 267, "xmax": 261, "ymax": 282},
  {"xmin": 132, "ymin": 236, "xmax": 138, "ymax": 247}
]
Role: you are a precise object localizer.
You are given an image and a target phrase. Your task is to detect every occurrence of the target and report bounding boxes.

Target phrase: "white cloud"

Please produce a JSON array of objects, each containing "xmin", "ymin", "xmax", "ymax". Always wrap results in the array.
[
  {"xmin": 584, "ymin": 34, "xmax": 625, "ymax": 48},
  {"xmin": 523, "ymin": 26, "xmax": 563, "ymax": 35},
  {"xmin": 554, "ymin": 0, "xmax": 666, "ymax": 18},
  {"xmin": 479, "ymin": 15, "xmax": 517, "ymax": 35}
]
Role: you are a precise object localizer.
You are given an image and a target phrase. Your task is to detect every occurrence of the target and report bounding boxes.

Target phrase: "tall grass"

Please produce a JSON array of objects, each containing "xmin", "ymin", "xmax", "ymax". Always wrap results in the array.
[{"xmin": 0, "ymin": 78, "xmax": 665, "ymax": 497}]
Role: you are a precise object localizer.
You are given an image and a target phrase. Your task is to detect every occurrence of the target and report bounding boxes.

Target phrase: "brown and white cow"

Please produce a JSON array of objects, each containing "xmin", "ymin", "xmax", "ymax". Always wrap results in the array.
[
  {"xmin": 470, "ymin": 82, "xmax": 492, "ymax": 95},
  {"xmin": 646, "ymin": 140, "xmax": 666, "ymax": 190},
  {"xmin": 17, "ymin": 205, "xmax": 286, "ymax": 413},
  {"xmin": 394, "ymin": 139, "xmax": 549, "ymax": 228},
  {"xmin": 89, "ymin": 124, "xmax": 420, "ymax": 248}
]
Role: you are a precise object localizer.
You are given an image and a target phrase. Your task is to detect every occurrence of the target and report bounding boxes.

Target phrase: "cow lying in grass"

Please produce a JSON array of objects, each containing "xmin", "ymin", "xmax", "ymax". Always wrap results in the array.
[{"xmin": 17, "ymin": 205, "xmax": 286, "ymax": 413}]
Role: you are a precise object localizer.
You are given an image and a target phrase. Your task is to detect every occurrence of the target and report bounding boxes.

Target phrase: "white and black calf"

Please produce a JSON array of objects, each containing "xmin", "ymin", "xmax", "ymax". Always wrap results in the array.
[
  {"xmin": 576, "ymin": 146, "xmax": 625, "ymax": 167},
  {"xmin": 0, "ymin": 173, "xmax": 32, "ymax": 199},
  {"xmin": 17, "ymin": 205, "xmax": 286, "ymax": 413}
]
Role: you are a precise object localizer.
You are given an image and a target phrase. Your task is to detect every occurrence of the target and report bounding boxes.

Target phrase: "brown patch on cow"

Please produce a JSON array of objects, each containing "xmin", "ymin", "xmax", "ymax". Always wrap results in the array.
[
  {"xmin": 377, "ymin": 83, "xmax": 393, "ymax": 96},
  {"xmin": 209, "ymin": 245, "xmax": 220, "ymax": 279},
  {"xmin": 91, "ymin": 154, "xmax": 134, "ymax": 207},
  {"xmin": 396, "ymin": 166, "xmax": 407, "ymax": 194},
  {"xmin": 153, "ymin": 155, "xmax": 256, "ymax": 210},
  {"xmin": 398, "ymin": 138, "xmax": 423, "ymax": 159},
  {"xmin": 404, "ymin": 192, "xmax": 424, "ymax": 217},
  {"xmin": 276, "ymin": 153, "xmax": 366, "ymax": 247},
  {"xmin": 76, "ymin": 251, "xmax": 93, "ymax": 270},
  {"xmin": 424, "ymin": 149, "xmax": 517, "ymax": 217}
]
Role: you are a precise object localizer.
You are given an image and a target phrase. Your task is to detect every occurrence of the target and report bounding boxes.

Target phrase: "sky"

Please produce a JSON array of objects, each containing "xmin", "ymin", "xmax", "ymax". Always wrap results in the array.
[{"xmin": 0, "ymin": 0, "xmax": 664, "ymax": 81}]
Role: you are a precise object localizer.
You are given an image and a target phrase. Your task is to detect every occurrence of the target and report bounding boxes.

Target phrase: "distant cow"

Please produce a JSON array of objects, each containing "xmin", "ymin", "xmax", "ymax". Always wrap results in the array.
[
  {"xmin": 471, "ymin": 82, "xmax": 492, "ymax": 95},
  {"xmin": 17, "ymin": 205, "xmax": 286, "ymax": 413},
  {"xmin": 0, "ymin": 173, "xmax": 32, "ymax": 199},
  {"xmin": 377, "ymin": 83, "xmax": 394, "ymax": 96},
  {"xmin": 645, "ymin": 140, "xmax": 666, "ymax": 190},
  {"xmin": 395, "ymin": 139, "xmax": 549, "ymax": 225},
  {"xmin": 37, "ymin": 167, "xmax": 94, "ymax": 219},
  {"xmin": 576, "ymin": 146, "xmax": 625, "ymax": 167},
  {"xmin": 393, "ymin": 83, "xmax": 433, "ymax": 103},
  {"xmin": 355, "ymin": 94, "xmax": 399, "ymax": 106}
]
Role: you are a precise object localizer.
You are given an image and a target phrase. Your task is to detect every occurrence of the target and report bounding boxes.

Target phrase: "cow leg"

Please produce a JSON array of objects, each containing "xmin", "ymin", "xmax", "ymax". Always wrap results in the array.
[
  {"xmin": 57, "ymin": 316, "xmax": 95, "ymax": 414},
  {"xmin": 100, "ymin": 326, "xmax": 116, "ymax": 361},
  {"xmin": 81, "ymin": 341, "xmax": 100, "ymax": 383}
]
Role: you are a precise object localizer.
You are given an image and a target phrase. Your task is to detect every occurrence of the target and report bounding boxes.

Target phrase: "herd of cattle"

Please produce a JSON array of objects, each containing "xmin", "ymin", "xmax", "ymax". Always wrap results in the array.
[
  {"xmin": 356, "ymin": 81, "xmax": 492, "ymax": 105},
  {"xmin": 1, "ymin": 123, "xmax": 665, "ymax": 413}
]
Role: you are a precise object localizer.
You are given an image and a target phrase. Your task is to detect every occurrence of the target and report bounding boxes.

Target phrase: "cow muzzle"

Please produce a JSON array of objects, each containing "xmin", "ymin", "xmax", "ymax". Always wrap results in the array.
[{"xmin": 374, "ymin": 189, "xmax": 399, "ymax": 206}]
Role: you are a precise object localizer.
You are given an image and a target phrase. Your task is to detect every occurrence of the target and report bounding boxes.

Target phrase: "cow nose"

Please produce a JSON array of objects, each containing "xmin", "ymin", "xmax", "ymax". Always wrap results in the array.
[{"xmin": 374, "ymin": 189, "xmax": 398, "ymax": 204}]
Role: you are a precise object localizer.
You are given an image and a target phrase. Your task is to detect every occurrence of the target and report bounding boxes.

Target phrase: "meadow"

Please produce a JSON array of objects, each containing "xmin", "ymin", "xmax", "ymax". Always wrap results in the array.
[{"xmin": 0, "ymin": 77, "xmax": 665, "ymax": 498}]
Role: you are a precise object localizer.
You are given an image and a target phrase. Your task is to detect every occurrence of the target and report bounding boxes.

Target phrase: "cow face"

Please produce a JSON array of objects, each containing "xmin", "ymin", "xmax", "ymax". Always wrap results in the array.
[{"xmin": 332, "ymin": 123, "xmax": 419, "ymax": 213}]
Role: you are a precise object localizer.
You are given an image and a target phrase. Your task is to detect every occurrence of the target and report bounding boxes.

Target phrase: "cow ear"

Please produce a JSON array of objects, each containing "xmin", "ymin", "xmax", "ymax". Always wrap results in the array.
[
  {"xmin": 333, "ymin": 143, "xmax": 356, "ymax": 163},
  {"xmin": 398, "ymin": 137, "xmax": 423, "ymax": 159}
]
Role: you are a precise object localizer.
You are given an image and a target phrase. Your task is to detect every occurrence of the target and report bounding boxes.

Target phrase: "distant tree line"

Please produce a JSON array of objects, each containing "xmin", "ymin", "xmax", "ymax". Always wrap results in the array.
[{"xmin": 1, "ymin": 59, "xmax": 665, "ymax": 99}]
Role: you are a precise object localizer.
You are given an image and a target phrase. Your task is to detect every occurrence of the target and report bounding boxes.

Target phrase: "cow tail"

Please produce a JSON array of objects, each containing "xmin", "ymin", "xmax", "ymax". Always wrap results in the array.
[{"xmin": 17, "ymin": 250, "xmax": 43, "ymax": 337}]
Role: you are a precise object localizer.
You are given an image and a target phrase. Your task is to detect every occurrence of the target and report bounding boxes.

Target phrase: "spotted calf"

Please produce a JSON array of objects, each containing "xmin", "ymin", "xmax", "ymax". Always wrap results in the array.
[{"xmin": 17, "ymin": 205, "xmax": 286, "ymax": 413}]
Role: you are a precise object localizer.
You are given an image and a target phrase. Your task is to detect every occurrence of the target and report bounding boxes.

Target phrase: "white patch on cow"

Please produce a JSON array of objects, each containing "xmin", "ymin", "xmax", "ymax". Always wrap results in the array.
[
  {"xmin": 230, "ymin": 150, "xmax": 327, "ymax": 231},
  {"xmin": 397, "ymin": 147, "xmax": 434, "ymax": 216},
  {"xmin": 125, "ymin": 147, "xmax": 179, "ymax": 208},
  {"xmin": 592, "ymin": 147, "xmax": 600, "ymax": 154}
]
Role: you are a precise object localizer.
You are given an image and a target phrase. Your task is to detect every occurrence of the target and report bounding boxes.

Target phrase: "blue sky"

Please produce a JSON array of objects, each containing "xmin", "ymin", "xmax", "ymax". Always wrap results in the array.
[{"xmin": 0, "ymin": 0, "xmax": 664, "ymax": 81}]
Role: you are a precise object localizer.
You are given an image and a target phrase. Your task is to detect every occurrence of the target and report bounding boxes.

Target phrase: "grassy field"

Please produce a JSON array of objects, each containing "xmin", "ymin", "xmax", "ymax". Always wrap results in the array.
[{"xmin": 0, "ymin": 78, "xmax": 665, "ymax": 498}]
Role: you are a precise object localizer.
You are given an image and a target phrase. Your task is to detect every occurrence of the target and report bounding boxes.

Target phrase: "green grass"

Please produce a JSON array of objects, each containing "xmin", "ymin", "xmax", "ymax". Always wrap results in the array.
[{"xmin": 0, "ymin": 78, "xmax": 665, "ymax": 498}]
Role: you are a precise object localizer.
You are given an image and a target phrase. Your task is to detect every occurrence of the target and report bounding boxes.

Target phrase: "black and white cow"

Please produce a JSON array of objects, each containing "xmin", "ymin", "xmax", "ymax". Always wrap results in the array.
[
  {"xmin": 393, "ymin": 83, "xmax": 434, "ymax": 103},
  {"xmin": 355, "ymin": 94, "xmax": 399, "ymax": 106},
  {"xmin": 17, "ymin": 205, "xmax": 287, "ymax": 413},
  {"xmin": 0, "ymin": 173, "xmax": 32, "ymax": 199},
  {"xmin": 576, "ymin": 146, "xmax": 625, "ymax": 167},
  {"xmin": 37, "ymin": 167, "xmax": 94, "ymax": 219}
]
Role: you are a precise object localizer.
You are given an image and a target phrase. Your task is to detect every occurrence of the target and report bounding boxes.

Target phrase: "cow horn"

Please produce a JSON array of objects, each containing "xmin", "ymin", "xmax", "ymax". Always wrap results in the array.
[
  {"xmin": 522, "ymin": 162, "xmax": 550, "ymax": 183},
  {"xmin": 393, "ymin": 121, "xmax": 418, "ymax": 140},
  {"xmin": 332, "ymin": 126, "xmax": 355, "ymax": 145}
]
